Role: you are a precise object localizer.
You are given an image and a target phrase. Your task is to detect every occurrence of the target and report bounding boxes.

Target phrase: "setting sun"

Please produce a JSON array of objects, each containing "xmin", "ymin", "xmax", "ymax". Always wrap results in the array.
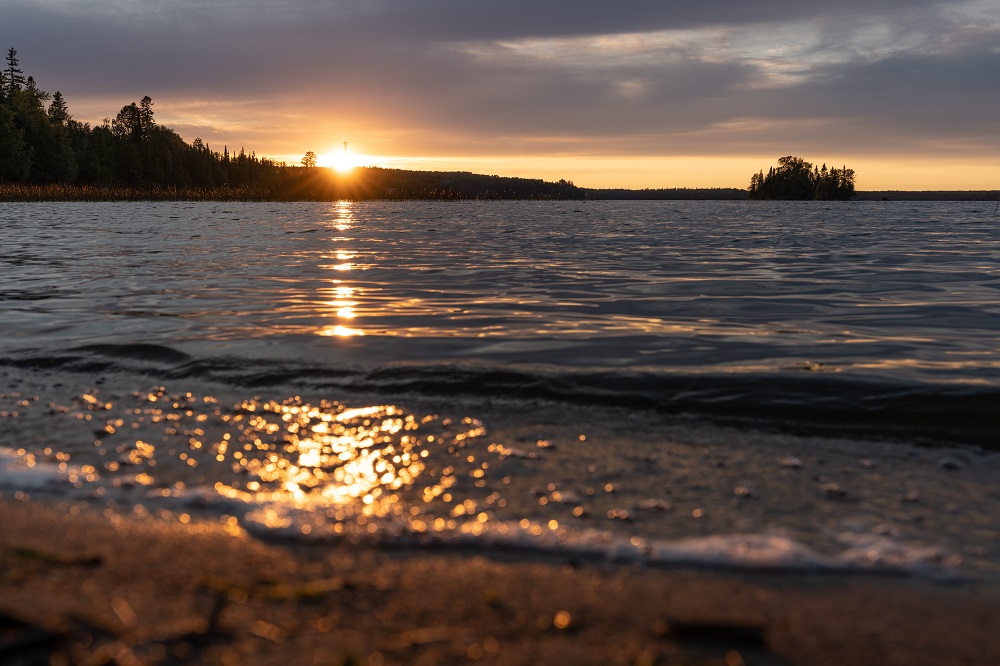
[{"xmin": 319, "ymin": 142, "xmax": 359, "ymax": 172}]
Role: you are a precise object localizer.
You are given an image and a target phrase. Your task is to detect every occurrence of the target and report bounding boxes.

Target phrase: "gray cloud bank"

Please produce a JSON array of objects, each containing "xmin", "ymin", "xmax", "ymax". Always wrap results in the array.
[{"xmin": 3, "ymin": 0, "xmax": 998, "ymax": 164}]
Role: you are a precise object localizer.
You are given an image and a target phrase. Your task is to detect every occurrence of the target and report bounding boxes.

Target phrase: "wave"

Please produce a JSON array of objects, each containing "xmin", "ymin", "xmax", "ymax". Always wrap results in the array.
[
  {"xmin": 0, "ymin": 449, "xmax": 962, "ymax": 580},
  {"xmin": 3, "ymin": 343, "xmax": 997, "ymax": 447},
  {"xmin": 0, "ymin": 447, "xmax": 964, "ymax": 580}
]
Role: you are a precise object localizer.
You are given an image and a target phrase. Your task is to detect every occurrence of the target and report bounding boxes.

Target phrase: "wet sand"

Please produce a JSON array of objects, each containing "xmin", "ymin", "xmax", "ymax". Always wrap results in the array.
[{"xmin": 2, "ymin": 498, "xmax": 999, "ymax": 665}]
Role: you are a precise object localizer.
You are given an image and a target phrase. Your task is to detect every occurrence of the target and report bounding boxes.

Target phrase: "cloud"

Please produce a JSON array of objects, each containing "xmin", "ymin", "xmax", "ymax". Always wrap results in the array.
[{"xmin": 2, "ymin": 0, "xmax": 998, "ymax": 184}]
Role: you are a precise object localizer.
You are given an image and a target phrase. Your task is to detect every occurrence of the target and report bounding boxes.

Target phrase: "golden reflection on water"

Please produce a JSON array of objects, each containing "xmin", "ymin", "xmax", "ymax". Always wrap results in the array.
[
  {"xmin": 319, "ymin": 202, "xmax": 366, "ymax": 338},
  {"xmin": 215, "ymin": 400, "xmax": 427, "ymax": 516},
  {"xmin": 203, "ymin": 396, "xmax": 490, "ymax": 533},
  {"xmin": 331, "ymin": 200, "xmax": 354, "ymax": 232},
  {"xmin": 17, "ymin": 386, "xmax": 501, "ymax": 537}
]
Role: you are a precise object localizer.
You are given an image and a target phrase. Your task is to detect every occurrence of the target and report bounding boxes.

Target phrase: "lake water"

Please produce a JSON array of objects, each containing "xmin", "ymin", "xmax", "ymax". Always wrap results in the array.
[{"xmin": 2, "ymin": 200, "xmax": 998, "ymax": 579}]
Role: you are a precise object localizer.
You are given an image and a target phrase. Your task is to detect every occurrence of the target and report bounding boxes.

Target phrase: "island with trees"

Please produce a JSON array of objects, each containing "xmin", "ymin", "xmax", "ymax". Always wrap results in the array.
[{"xmin": 747, "ymin": 156, "xmax": 856, "ymax": 200}]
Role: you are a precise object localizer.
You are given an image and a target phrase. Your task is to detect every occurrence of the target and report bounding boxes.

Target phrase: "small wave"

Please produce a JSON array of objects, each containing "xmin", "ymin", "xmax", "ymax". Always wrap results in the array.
[
  {"xmin": 73, "ymin": 343, "xmax": 193, "ymax": 364},
  {"xmin": 232, "ymin": 504, "xmax": 963, "ymax": 579},
  {"xmin": 211, "ymin": 362, "xmax": 999, "ymax": 447},
  {"xmin": 3, "ymin": 348, "xmax": 997, "ymax": 447}
]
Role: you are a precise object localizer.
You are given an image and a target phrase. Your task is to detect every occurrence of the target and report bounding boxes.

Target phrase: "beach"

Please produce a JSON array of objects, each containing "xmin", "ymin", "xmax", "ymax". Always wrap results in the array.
[{"xmin": 3, "ymin": 498, "xmax": 1000, "ymax": 665}]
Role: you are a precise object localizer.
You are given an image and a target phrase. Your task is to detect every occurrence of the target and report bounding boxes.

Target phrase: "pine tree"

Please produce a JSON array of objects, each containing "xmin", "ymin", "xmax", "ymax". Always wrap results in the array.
[
  {"xmin": 5, "ymin": 48, "xmax": 26, "ymax": 96},
  {"xmin": 24, "ymin": 76, "xmax": 50, "ymax": 108},
  {"xmin": 48, "ymin": 91, "xmax": 70, "ymax": 125},
  {"xmin": 139, "ymin": 95, "xmax": 155, "ymax": 136}
]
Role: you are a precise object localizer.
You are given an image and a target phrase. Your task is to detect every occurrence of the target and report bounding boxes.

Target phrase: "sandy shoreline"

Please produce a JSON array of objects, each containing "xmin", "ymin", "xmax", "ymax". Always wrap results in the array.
[{"xmin": 2, "ymin": 498, "xmax": 999, "ymax": 665}]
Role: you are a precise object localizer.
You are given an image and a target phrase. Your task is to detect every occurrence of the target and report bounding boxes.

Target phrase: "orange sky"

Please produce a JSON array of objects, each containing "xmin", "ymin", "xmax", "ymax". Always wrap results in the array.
[
  {"xmin": 9, "ymin": 1, "xmax": 1000, "ymax": 192},
  {"xmin": 304, "ymin": 151, "xmax": 1000, "ymax": 191}
]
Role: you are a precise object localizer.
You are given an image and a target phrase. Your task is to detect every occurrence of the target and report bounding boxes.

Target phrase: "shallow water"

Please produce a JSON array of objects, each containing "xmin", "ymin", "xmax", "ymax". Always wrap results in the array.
[{"xmin": 2, "ymin": 201, "xmax": 998, "ymax": 579}]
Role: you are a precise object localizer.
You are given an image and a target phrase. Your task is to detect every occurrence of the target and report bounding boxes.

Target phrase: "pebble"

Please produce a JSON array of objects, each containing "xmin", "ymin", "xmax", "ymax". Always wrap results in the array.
[
  {"xmin": 634, "ymin": 498, "xmax": 671, "ymax": 511},
  {"xmin": 821, "ymin": 482, "xmax": 846, "ymax": 497},
  {"xmin": 939, "ymin": 457, "xmax": 964, "ymax": 470}
]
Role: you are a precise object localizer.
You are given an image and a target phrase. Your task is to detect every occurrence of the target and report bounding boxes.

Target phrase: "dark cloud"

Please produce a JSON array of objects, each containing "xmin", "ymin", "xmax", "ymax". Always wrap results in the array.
[
  {"xmin": 337, "ymin": 0, "xmax": 948, "ymax": 41},
  {"xmin": 2, "ymin": 0, "xmax": 998, "ymax": 179}
]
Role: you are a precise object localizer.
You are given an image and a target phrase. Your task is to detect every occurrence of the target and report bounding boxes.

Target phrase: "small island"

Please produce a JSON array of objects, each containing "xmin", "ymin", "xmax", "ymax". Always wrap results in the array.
[{"xmin": 748, "ymin": 156, "xmax": 856, "ymax": 200}]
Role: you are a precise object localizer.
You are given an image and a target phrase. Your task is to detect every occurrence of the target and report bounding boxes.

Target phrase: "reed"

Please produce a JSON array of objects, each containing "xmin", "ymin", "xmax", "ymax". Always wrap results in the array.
[{"xmin": 0, "ymin": 183, "xmax": 312, "ymax": 202}]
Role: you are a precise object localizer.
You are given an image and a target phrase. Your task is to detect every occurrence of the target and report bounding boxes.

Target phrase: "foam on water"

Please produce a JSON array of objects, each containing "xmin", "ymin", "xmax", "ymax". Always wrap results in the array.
[{"xmin": 0, "ymin": 447, "xmax": 71, "ymax": 489}]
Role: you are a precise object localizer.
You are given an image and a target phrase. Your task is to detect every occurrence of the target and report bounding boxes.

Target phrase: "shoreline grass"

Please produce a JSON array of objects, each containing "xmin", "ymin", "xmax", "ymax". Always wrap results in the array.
[
  {"xmin": 3, "ymin": 182, "xmax": 998, "ymax": 202},
  {"xmin": 0, "ymin": 183, "xmax": 313, "ymax": 202}
]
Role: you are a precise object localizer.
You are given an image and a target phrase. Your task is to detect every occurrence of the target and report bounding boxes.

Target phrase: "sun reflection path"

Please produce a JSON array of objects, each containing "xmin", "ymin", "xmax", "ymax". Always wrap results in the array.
[
  {"xmin": 318, "ymin": 201, "xmax": 366, "ymax": 338},
  {"xmin": 5, "ymin": 386, "xmax": 620, "ymax": 547},
  {"xmin": 216, "ymin": 400, "xmax": 431, "ymax": 513},
  {"xmin": 200, "ymin": 395, "xmax": 505, "ymax": 538},
  {"xmin": 7, "ymin": 387, "xmax": 512, "ymax": 538}
]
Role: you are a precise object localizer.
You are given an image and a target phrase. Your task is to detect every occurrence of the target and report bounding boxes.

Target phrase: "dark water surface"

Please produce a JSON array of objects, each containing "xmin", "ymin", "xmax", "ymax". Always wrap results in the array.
[{"xmin": 2, "ymin": 201, "xmax": 998, "ymax": 578}]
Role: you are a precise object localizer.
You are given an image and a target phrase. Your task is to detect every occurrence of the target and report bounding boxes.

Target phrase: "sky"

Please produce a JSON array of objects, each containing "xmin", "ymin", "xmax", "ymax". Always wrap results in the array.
[{"xmin": 3, "ymin": 0, "xmax": 999, "ymax": 190}]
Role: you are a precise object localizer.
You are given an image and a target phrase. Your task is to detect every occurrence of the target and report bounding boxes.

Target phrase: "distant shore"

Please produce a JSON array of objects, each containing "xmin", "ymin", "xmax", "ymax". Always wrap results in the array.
[
  {"xmin": 1, "ymin": 175, "xmax": 997, "ymax": 202},
  {"xmin": 2, "ymin": 497, "xmax": 1000, "ymax": 665},
  {"xmin": 852, "ymin": 191, "xmax": 1000, "ymax": 202}
]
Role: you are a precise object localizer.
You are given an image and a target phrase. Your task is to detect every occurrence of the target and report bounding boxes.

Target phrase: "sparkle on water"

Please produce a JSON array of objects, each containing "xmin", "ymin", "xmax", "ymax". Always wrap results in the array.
[{"xmin": 1, "ymin": 387, "xmax": 549, "ymax": 540}]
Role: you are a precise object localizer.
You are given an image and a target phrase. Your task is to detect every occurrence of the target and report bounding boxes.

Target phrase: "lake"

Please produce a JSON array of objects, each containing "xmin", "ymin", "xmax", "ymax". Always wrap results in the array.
[{"xmin": 2, "ymin": 200, "xmax": 998, "ymax": 578}]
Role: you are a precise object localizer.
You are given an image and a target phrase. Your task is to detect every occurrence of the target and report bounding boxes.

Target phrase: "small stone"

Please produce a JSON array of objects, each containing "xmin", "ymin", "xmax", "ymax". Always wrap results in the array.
[
  {"xmin": 781, "ymin": 456, "xmax": 802, "ymax": 469},
  {"xmin": 939, "ymin": 457, "xmax": 964, "ymax": 470},
  {"xmin": 821, "ymin": 482, "xmax": 846, "ymax": 497},
  {"xmin": 634, "ymin": 498, "xmax": 671, "ymax": 511}
]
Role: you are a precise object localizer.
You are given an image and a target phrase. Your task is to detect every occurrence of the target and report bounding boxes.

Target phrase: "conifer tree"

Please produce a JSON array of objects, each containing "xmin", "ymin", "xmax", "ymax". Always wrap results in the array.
[
  {"xmin": 139, "ymin": 95, "xmax": 155, "ymax": 135},
  {"xmin": 5, "ymin": 48, "xmax": 26, "ymax": 95},
  {"xmin": 48, "ymin": 91, "xmax": 70, "ymax": 125},
  {"xmin": 24, "ymin": 76, "xmax": 50, "ymax": 106}
]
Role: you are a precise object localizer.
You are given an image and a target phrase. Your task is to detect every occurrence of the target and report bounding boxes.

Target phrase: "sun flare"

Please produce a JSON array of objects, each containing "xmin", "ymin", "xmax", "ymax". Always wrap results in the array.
[{"xmin": 319, "ymin": 143, "xmax": 359, "ymax": 172}]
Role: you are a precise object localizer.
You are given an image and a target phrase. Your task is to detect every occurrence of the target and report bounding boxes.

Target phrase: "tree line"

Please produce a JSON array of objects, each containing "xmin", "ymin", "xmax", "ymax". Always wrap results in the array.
[
  {"xmin": 0, "ymin": 47, "xmax": 284, "ymax": 189},
  {"xmin": 748, "ymin": 156, "xmax": 856, "ymax": 200},
  {"xmin": 0, "ymin": 48, "xmax": 593, "ymax": 200}
]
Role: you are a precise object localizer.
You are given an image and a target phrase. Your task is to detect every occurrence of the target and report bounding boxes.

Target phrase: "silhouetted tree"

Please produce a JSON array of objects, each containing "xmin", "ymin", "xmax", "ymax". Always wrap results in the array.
[
  {"xmin": 4, "ymin": 48, "xmax": 25, "ymax": 96},
  {"xmin": 748, "ymin": 156, "xmax": 855, "ymax": 200},
  {"xmin": 301, "ymin": 151, "xmax": 318, "ymax": 168},
  {"xmin": 139, "ymin": 96, "xmax": 155, "ymax": 136},
  {"xmin": 47, "ymin": 91, "xmax": 69, "ymax": 125}
]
